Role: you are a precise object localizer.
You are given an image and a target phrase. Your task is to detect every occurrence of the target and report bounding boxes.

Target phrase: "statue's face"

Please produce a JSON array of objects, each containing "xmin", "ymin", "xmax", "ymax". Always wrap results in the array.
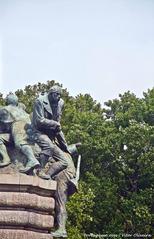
[{"xmin": 49, "ymin": 92, "xmax": 61, "ymax": 104}]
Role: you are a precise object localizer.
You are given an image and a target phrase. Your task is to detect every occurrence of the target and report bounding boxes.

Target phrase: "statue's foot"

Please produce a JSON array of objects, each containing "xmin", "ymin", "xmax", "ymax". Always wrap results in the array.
[
  {"xmin": 37, "ymin": 170, "xmax": 51, "ymax": 180},
  {"xmin": 51, "ymin": 229, "xmax": 67, "ymax": 238},
  {"xmin": 19, "ymin": 161, "xmax": 40, "ymax": 173},
  {"xmin": 0, "ymin": 160, "xmax": 11, "ymax": 167}
]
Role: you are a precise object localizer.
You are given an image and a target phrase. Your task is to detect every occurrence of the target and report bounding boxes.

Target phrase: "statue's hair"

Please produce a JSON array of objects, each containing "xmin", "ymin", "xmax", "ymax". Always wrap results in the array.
[{"xmin": 5, "ymin": 93, "xmax": 18, "ymax": 106}]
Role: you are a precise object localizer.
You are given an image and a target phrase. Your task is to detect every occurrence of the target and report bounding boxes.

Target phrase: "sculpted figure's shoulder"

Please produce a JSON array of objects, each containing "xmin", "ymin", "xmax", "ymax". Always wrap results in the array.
[
  {"xmin": 5, "ymin": 105, "xmax": 29, "ymax": 122},
  {"xmin": 36, "ymin": 93, "xmax": 53, "ymax": 115},
  {"xmin": 37, "ymin": 93, "xmax": 48, "ymax": 103}
]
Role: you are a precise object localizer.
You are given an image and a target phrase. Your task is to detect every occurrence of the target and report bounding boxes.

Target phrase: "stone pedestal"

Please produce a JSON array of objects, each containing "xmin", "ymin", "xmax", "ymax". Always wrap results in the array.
[{"xmin": 0, "ymin": 173, "xmax": 56, "ymax": 239}]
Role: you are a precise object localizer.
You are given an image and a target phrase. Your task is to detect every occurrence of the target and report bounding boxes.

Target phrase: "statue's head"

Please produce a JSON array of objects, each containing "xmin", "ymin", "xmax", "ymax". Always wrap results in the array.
[
  {"xmin": 5, "ymin": 93, "xmax": 18, "ymax": 106},
  {"xmin": 67, "ymin": 143, "xmax": 82, "ymax": 156},
  {"xmin": 48, "ymin": 85, "xmax": 62, "ymax": 104}
]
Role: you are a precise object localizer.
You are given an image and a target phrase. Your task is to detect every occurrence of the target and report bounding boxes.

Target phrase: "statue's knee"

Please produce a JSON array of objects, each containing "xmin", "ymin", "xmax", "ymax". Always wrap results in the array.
[
  {"xmin": 39, "ymin": 135, "xmax": 54, "ymax": 148},
  {"xmin": 43, "ymin": 140, "xmax": 55, "ymax": 153}
]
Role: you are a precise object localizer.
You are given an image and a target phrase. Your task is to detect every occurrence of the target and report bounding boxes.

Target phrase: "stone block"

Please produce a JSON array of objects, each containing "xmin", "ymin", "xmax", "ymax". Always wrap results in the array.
[
  {"xmin": 0, "ymin": 192, "xmax": 55, "ymax": 212},
  {"xmin": 0, "ymin": 210, "xmax": 54, "ymax": 230},
  {"xmin": 0, "ymin": 229, "xmax": 52, "ymax": 239}
]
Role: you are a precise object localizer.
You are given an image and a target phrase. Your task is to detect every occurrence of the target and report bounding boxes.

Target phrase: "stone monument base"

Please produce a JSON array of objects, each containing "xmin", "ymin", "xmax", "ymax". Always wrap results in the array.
[{"xmin": 0, "ymin": 173, "xmax": 56, "ymax": 239}]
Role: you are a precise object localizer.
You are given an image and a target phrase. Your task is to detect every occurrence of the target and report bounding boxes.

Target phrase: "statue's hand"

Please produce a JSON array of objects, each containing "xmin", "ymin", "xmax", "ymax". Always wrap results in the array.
[
  {"xmin": 55, "ymin": 122, "xmax": 61, "ymax": 132},
  {"xmin": 75, "ymin": 142, "xmax": 82, "ymax": 147},
  {"xmin": 67, "ymin": 142, "xmax": 82, "ymax": 156},
  {"xmin": 51, "ymin": 121, "xmax": 61, "ymax": 132}
]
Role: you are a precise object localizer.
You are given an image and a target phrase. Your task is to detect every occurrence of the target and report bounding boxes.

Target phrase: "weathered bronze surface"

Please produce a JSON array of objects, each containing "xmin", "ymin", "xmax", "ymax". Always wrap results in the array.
[{"xmin": 0, "ymin": 89, "xmax": 81, "ymax": 238}]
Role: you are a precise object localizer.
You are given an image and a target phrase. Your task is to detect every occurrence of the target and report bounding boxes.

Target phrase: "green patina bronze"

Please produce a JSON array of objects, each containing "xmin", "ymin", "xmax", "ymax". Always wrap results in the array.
[
  {"xmin": 0, "ymin": 93, "xmax": 40, "ymax": 172},
  {"xmin": 0, "ymin": 89, "xmax": 81, "ymax": 238}
]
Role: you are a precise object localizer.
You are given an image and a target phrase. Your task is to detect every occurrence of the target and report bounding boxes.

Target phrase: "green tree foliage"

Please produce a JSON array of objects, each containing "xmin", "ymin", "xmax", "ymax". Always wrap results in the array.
[
  {"xmin": 0, "ymin": 82, "xmax": 153, "ymax": 238},
  {"xmin": 0, "ymin": 93, "xmax": 5, "ymax": 106}
]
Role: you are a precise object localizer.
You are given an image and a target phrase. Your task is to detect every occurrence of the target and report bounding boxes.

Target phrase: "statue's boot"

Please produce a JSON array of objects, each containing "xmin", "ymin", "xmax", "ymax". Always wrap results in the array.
[
  {"xmin": 38, "ymin": 160, "xmax": 67, "ymax": 180},
  {"xmin": 36, "ymin": 168, "xmax": 51, "ymax": 180},
  {"xmin": 35, "ymin": 153, "xmax": 51, "ymax": 180},
  {"xmin": 51, "ymin": 213, "xmax": 67, "ymax": 238},
  {"xmin": 47, "ymin": 161, "xmax": 67, "ymax": 178},
  {"xmin": 0, "ymin": 144, "xmax": 11, "ymax": 167},
  {"xmin": 51, "ymin": 228, "xmax": 67, "ymax": 238},
  {"xmin": 19, "ymin": 145, "xmax": 40, "ymax": 173}
]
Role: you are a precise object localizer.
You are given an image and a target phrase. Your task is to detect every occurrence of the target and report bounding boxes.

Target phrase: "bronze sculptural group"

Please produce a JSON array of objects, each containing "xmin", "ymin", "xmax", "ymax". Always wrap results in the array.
[{"xmin": 0, "ymin": 86, "xmax": 81, "ymax": 238}]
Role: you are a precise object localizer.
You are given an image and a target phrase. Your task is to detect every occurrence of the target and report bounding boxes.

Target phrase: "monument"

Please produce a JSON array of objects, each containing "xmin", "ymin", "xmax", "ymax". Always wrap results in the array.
[{"xmin": 0, "ymin": 87, "xmax": 81, "ymax": 238}]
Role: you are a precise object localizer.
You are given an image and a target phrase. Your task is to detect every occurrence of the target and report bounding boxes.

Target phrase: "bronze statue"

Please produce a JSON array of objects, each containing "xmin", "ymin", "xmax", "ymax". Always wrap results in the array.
[
  {"xmin": 0, "ymin": 93, "xmax": 40, "ymax": 172},
  {"xmin": 0, "ymin": 122, "xmax": 11, "ymax": 167},
  {"xmin": 32, "ymin": 85, "xmax": 81, "ymax": 237},
  {"xmin": 32, "ymin": 85, "xmax": 70, "ymax": 179},
  {"xmin": 47, "ymin": 143, "xmax": 81, "ymax": 238},
  {"xmin": 0, "ymin": 88, "xmax": 81, "ymax": 238}
]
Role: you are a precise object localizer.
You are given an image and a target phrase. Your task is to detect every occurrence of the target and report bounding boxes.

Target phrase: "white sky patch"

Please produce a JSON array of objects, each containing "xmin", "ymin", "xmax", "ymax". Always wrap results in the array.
[
  {"xmin": 0, "ymin": 39, "xmax": 2, "ymax": 92},
  {"xmin": 0, "ymin": 1, "xmax": 154, "ymax": 103}
]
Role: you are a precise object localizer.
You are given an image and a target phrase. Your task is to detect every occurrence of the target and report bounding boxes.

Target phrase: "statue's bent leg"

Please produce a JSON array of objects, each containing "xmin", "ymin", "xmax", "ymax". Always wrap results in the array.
[
  {"xmin": 35, "ymin": 133, "xmax": 56, "ymax": 157},
  {"xmin": 35, "ymin": 134, "xmax": 68, "ymax": 178},
  {"xmin": 0, "ymin": 134, "xmax": 11, "ymax": 167},
  {"xmin": 12, "ymin": 121, "xmax": 40, "ymax": 173},
  {"xmin": 47, "ymin": 145, "xmax": 68, "ymax": 178},
  {"xmin": 19, "ymin": 144, "xmax": 40, "ymax": 173}
]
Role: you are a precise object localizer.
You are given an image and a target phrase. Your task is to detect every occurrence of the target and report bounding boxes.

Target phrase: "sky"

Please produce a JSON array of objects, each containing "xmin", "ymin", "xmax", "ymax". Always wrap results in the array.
[{"xmin": 0, "ymin": 0, "xmax": 154, "ymax": 105}]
